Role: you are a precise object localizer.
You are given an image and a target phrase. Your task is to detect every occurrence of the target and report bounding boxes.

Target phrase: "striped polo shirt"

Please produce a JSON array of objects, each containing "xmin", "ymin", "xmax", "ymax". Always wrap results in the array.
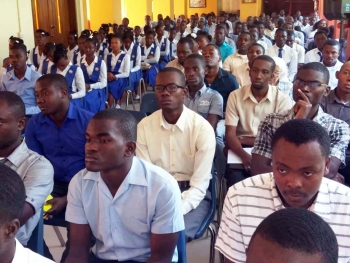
[{"xmin": 215, "ymin": 173, "xmax": 350, "ymax": 263}]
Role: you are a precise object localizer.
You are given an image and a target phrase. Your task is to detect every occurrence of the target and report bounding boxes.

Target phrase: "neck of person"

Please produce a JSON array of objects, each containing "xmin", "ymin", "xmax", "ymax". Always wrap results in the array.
[
  {"xmin": 162, "ymin": 105, "xmax": 183, "ymax": 124},
  {"xmin": 277, "ymin": 43, "xmax": 285, "ymax": 49},
  {"xmin": 69, "ymin": 44, "xmax": 76, "ymax": 49},
  {"xmin": 79, "ymin": 50, "xmax": 84, "ymax": 56},
  {"xmin": 259, "ymin": 34, "xmax": 264, "ymax": 39},
  {"xmin": 180, "ymin": 30, "xmax": 185, "ymax": 34},
  {"xmin": 38, "ymin": 45, "xmax": 44, "ymax": 52},
  {"xmin": 191, "ymin": 25, "xmax": 196, "ymax": 29},
  {"xmin": 0, "ymin": 136, "xmax": 22, "ymax": 158},
  {"xmin": 85, "ymin": 53, "xmax": 95, "ymax": 62},
  {"xmin": 14, "ymin": 66, "xmax": 27, "ymax": 79},
  {"xmin": 113, "ymin": 49, "xmax": 121, "ymax": 55},
  {"xmin": 206, "ymin": 65, "xmax": 220, "ymax": 80},
  {"xmin": 1, "ymin": 240, "xmax": 16, "ymax": 263},
  {"xmin": 216, "ymin": 40, "xmax": 224, "ymax": 46},
  {"xmin": 100, "ymin": 156, "xmax": 134, "ymax": 197},
  {"xmin": 238, "ymin": 49, "xmax": 247, "ymax": 55},
  {"xmin": 306, "ymin": 104, "xmax": 320, "ymax": 120},
  {"xmin": 157, "ymin": 35, "xmax": 163, "ymax": 41},
  {"xmin": 251, "ymin": 84, "xmax": 269, "ymax": 102},
  {"xmin": 49, "ymin": 101, "xmax": 70, "ymax": 127},
  {"xmin": 208, "ymin": 22, "xmax": 212, "ymax": 26},
  {"xmin": 189, "ymin": 82, "xmax": 204, "ymax": 97},
  {"xmin": 335, "ymin": 87, "xmax": 350, "ymax": 103},
  {"xmin": 277, "ymin": 187, "xmax": 317, "ymax": 209},
  {"xmin": 323, "ymin": 61, "xmax": 337, "ymax": 67}
]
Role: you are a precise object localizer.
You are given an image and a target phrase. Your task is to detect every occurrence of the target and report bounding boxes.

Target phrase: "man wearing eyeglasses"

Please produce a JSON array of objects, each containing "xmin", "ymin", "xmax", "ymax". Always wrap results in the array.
[
  {"xmin": 136, "ymin": 67, "xmax": 216, "ymax": 242},
  {"xmin": 251, "ymin": 62, "xmax": 350, "ymax": 183}
]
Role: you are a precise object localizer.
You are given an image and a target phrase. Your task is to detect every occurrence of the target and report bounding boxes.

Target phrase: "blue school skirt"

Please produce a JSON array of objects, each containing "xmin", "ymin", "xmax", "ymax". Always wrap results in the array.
[
  {"xmin": 129, "ymin": 69, "xmax": 142, "ymax": 91},
  {"xmin": 108, "ymin": 78, "xmax": 129, "ymax": 100},
  {"xmin": 83, "ymin": 89, "xmax": 106, "ymax": 114},
  {"xmin": 143, "ymin": 63, "xmax": 159, "ymax": 88}
]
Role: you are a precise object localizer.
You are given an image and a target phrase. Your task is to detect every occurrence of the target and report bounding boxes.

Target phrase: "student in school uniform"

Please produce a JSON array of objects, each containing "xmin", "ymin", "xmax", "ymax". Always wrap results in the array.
[
  {"xmin": 168, "ymin": 27, "xmax": 178, "ymax": 61},
  {"xmin": 29, "ymin": 29, "xmax": 49, "ymax": 70},
  {"xmin": 99, "ymin": 26, "xmax": 109, "ymax": 50},
  {"xmin": 134, "ymin": 25, "xmax": 143, "ymax": 44},
  {"xmin": 37, "ymin": 42, "xmax": 55, "ymax": 75},
  {"xmin": 77, "ymin": 38, "xmax": 107, "ymax": 114},
  {"xmin": 155, "ymin": 24, "xmax": 170, "ymax": 69},
  {"xmin": 122, "ymin": 32, "xmax": 142, "ymax": 99},
  {"xmin": 93, "ymin": 32, "xmax": 108, "ymax": 60},
  {"xmin": 71, "ymin": 34, "xmax": 88, "ymax": 65},
  {"xmin": 67, "ymin": 30, "xmax": 79, "ymax": 61},
  {"xmin": 105, "ymin": 34, "xmax": 130, "ymax": 108},
  {"xmin": 51, "ymin": 44, "xmax": 86, "ymax": 108},
  {"xmin": 197, "ymin": 31, "xmax": 212, "ymax": 54},
  {"xmin": 141, "ymin": 31, "xmax": 160, "ymax": 88},
  {"xmin": 175, "ymin": 21, "xmax": 189, "ymax": 41}
]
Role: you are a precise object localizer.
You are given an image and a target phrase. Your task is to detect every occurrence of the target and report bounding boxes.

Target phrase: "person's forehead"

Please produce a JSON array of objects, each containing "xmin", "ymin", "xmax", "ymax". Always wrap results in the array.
[
  {"xmin": 252, "ymin": 59, "xmax": 272, "ymax": 69},
  {"xmin": 184, "ymin": 57, "xmax": 203, "ymax": 67},
  {"xmin": 297, "ymin": 68, "xmax": 325, "ymax": 81},
  {"xmin": 323, "ymin": 44, "xmax": 339, "ymax": 51},
  {"xmin": 249, "ymin": 45, "xmax": 263, "ymax": 52},
  {"xmin": 156, "ymin": 72, "xmax": 182, "ymax": 84}
]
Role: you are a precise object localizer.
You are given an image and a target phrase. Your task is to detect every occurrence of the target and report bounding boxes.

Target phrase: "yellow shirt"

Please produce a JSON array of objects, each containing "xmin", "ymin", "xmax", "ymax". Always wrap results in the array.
[
  {"xmin": 225, "ymin": 85, "xmax": 293, "ymax": 137},
  {"xmin": 222, "ymin": 52, "xmax": 248, "ymax": 75},
  {"xmin": 136, "ymin": 105, "xmax": 216, "ymax": 215},
  {"xmin": 233, "ymin": 62, "xmax": 251, "ymax": 88},
  {"xmin": 165, "ymin": 58, "xmax": 184, "ymax": 73}
]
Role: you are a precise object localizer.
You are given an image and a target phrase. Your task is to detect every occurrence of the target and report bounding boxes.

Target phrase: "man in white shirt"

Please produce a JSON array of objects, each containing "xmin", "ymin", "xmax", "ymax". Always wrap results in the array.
[
  {"xmin": 65, "ymin": 109, "xmax": 184, "ymax": 263},
  {"xmin": 166, "ymin": 37, "xmax": 194, "ymax": 73},
  {"xmin": 301, "ymin": 16, "xmax": 310, "ymax": 31},
  {"xmin": 0, "ymin": 163, "xmax": 54, "ymax": 263},
  {"xmin": 266, "ymin": 28, "xmax": 298, "ymax": 81},
  {"xmin": 175, "ymin": 21, "xmax": 189, "ymax": 41},
  {"xmin": 216, "ymin": 119, "xmax": 350, "ymax": 263},
  {"xmin": 255, "ymin": 22, "xmax": 273, "ymax": 48},
  {"xmin": 283, "ymin": 22, "xmax": 305, "ymax": 46},
  {"xmin": 223, "ymin": 32, "xmax": 252, "ymax": 74},
  {"xmin": 185, "ymin": 17, "xmax": 199, "ymax": 35},
  {"xmin": 305, "ymin": 31, "xmax": 328, "ymax": 63},
  {"xmin": 136, "ymin": 67, "xmax": 216, "ymax": 241},
  {"xmin": 168, "ymin": 28, "xmax": 178, "ymax": 60},
  {"xmin": 206, "ymin": 14, "xmax": 217, "ymax": 37},
  {"xmin": 322, "ymin": 39, "xmax": 344, "ymax": 89},
  {"xmin": 286, "ymin": 31, "xmax": 305, "ymax": 66}
]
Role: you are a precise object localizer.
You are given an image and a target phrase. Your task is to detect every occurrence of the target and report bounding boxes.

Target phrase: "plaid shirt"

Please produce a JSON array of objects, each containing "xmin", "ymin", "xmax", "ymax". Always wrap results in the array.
[
  {"xmin": 252, "ymin": 107, "xmax": 350, "ymax": 165},
  {"xmin": 276, "ymin": 81, "xmax": 294, "ymax": 103}
]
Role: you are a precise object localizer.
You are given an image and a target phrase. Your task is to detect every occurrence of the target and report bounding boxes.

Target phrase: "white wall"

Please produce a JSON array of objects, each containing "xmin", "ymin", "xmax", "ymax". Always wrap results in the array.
[{"xmin": 0, "ymin": 0, "xmax": 35, "ymax": 61}]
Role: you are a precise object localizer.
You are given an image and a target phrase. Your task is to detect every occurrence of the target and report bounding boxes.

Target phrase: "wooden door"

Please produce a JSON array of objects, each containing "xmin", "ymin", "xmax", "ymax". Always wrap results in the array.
[{"xmin": 31, "ymin": 0, "xmax": 78, "ymax": 46}]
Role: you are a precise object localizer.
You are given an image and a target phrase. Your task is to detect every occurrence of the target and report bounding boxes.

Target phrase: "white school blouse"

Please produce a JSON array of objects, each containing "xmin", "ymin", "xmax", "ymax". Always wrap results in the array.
[
  {"xmin": 104, "ymin": 51, "xmax": 130, "ymax": 79},
  {"xmin": 123, "ymin": 43, "xmax": 141, "ymax": 72},
  {"xmin": 77, "ymin": 55, "xmax": 107, "ymax": 90},
  {"xmin": 154, "ymin": 35, "xmax": 170, "ymax": 57},
  {"xmin": 56, "ymin": 62, "xmax": 86, "ymax": 99}
]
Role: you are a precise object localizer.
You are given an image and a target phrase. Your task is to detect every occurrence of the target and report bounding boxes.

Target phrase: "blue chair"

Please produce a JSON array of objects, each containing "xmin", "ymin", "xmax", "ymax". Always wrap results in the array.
[
  {"xmin": 193, "ymin": 166, "xmax": 217, "ymax": 263},
  {"xmin": 140, "ymin": 92, "xmax": 159, "ymax": 115},
  {"xmin": 126, "ymin": 110, "xmax": 147, "ymax": 123},
  {"xmin": 29, "ymin": 210, "xmax": 44, "ymax": 255},
  {"xmin": 177, "ymin": 229, "xmax": 187, "ymax": 263}
]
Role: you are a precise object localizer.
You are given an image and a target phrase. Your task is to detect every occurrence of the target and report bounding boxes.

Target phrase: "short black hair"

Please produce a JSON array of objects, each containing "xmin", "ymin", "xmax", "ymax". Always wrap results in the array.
[
  {"xmin": 157, "ymin": 67, "xmax": 186, "ymax": 86},
  {"xmin": 36, "ymin": 74, "xmax": 70, "ymax": 93},
  {"xmin": 92, "ymin": 109, "xmax": 137, "ymax": 142},
  {"xmin": 323, "ymin": 39, "xmax": 341, "ymax": 50},
  {"xmin": 0, "ymin": 91, "xmax": 25, "ymax": 119},
  {"xmin": 10, "ymin": 43, "xmax": 27, "ymax": 56},
  {"xmin": 298, "ymin": 62, "xmax": 330, "ymax": 83},
  {"xmin": 178, "ymin": 37, "xmax": 194, "ymax": 51},
  {"xmin": 248, "ymin": 43, "xmax": 265, "ymax": 54},
  {"xmin": 85, "ymin": 37, "xmax": 98, "ymax": 48},
  {"xmin": 215, "ymin": 24, "xmax": 226, "ymax": 32},
  {"xmin": 271, "ymin": 119, "xmax": 331, "ymax": 158},
  {"xmin": 275, "ymin": 28, "xmax": 287, "ymax": 35},
  {"xmin": 35, "ymin": 29, "xmax": 49, "ymax": 37},
  {"xmin": 255, "ymin": 21, "xmax": 265, "ymax": 27},
  {"xmin": 251, "ymin": 55, "xmax": 275, "ymax": 72},
  {"xmin": 249, "ymin": 207, "xmax": 338, "ymax": 263},
  {"xmin": 184, "ymin": 53, "xmax": 206, "ymax": 68},
  {"xmin": 53, "ymin": 44, "xmax": 68, "ymax": 64},
  {"xmin": 314, "ymin": 30, "xmax": 328, "ymax": 39},
  {"xmin": 287, "ymin": 30, "xmax": 295, "ymax": 37},
  {"xmin": 108, "ymin": 33, "xmax": 123, "ymax": 45},
  {"xmin": 0, "ymin": 164, "xmax": 26, "ymax": 225},
  {"xmin": 197, "ymin": 30, "xmax": 212, "ymax": 42},
  {"xmin": 122, "ymin": 31, "xmax": 134, "ymax": 42},
  {"xmin": 68, "ymin": 30, "xmax": 78, "ymax": 40},
  {"xmin": 204, "ymin": 44, "xmax": 221, "ymax": 56}
]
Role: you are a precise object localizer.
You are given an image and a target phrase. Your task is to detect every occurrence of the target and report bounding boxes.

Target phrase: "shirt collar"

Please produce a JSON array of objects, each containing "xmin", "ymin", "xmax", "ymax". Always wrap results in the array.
[
  {"xmin": 12, "ymin": 239, "xmax": 27, "ymax": 263},
  {"xmin": 187, "ymin": 84, "xmax": 207, "ymax": 99},
  {"xmin": 5, "ymin": 141, "xmax": 28, "ymax": 168},
  {"xmin": 160, "ymin": 105, "xmax": 189, "ymax": 132},
  {"xmin": 9, "ymin": 66, "xmax": 31, "ymax": 81},
  {"xmin": 81, "ymin": 55, "xmax": 98, "ymax": 65},
  {"xmin": 40, "ymin": 103, "xmax": 78, "ymax": 124},
  {"xmin": 242, "ymin": 84, "xmax": 274, "ymax": 102},
  {"xmin": 275, "ymin": 44, "xmax": 286, "ymax": 51}
]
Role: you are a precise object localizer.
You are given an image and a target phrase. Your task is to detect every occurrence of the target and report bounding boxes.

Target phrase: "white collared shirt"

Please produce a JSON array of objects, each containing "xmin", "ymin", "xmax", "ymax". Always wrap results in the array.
[
  {"xmin": 207, "ymin": 23, "xmax": 217, "ymax": 37},
  {"xmin": 37, "ymin": 59, "xmax": 54, "ymax": 75},
  {"xmin": 104, "ymin": 51, "xmax": 130, "ymax": 79},
  {"xmin": 175, "ymin": 31, "xmax": 189, "ymax": 42},
  {"xmin": 165, "ymin": 58, "xmax": 184, "ymax": 73},
  {"xmin": 266, "ymin": 45, "xmax": 298, "ymax": 81},
  {"xmin": 305, "ymin": 47, "xmax": 323, "ymax": 63},
  {"xmin": 123, "ymin": 42, "xmax": 141, "ymax": 72},
  {"xmin": 140, "ymin": 43, "xmax": 160, "ymax": 64},
  {"xmin": 70, "ymin": 51, "xmax": 85, "ymax": 64},
  {"xmin": 185, "ymin": 26, "xmax": 200, "ymax": 35},
  {"xmin": 136, "ymin": 105, "xmax": 216, "ymax": 215},
  {"xmin": 260, "ymin": 36, "xmax": 273, "ymax": 48},
  {"xmin": 67, "ymin": 45, "xmax": 79, "ymax": 61},
  {"xmin": 233, "ymin": 62, "xmax": 251, "ymax": 88},
  {"xmin": 29, "ymin": 46, "xmax": 46, "ymax": 69},
  {"xmin": 223, "ymin": 52, "xmax": 248, "ymax": 75},
  {"xmin": 215, "ymin": 173, "xmax": 350, "ymax": 263},
  {"xmin": 77, "ymin": 55, "xmax": 107, "ymax": 90},
  {"xmin": 323, "ymin": 60, "xmax": 343, "ymax": 89},
  {"xmin": 12, "ymin": 239, "xmax": 55, "ymax": 262},
  {"xmin": 257, "ymin": 40, "xmax": 268, "ymax": 50},
  {"xmin": 292, "ymin": 42, "xmax": 305, "ymax": 63},
  {"xmin": 154, "ymin": 35, "xmax": 170, "ymax": 57},
  {"xmin": 169, "ymin": 39, "xmax": 178, "ymax": 58},
  {"xmin": 226, "ymin": 20, "xmax": 234, "ymax": 34},
  {"xmin": 55, "ymin": 62, "xmax": 86, "ymax": 99}
]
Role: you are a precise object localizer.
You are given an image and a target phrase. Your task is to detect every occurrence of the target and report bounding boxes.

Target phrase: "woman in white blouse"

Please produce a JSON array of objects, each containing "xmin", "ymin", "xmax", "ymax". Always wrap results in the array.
[{"xmin": 105, "ymin": 34, "xmax": 130, "ymax": 108}]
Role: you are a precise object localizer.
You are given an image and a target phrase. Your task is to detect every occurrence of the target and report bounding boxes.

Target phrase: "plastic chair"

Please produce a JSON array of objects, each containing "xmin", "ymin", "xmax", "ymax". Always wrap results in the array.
[
  {"xmin": 139, "ymin": 78, "xmax": 147, "ymax": 104},
  {"xmin": 29, "ymin": 210, "xmax": 44, "ymax": 255},
  {"xmin": 193, "ymin": 165, "xmax": 217, "ymax": 263},
  {"xmin": 177, "ymin": 229, "xmax": 187, "ymax": 263},
  {"xmin": 44, "ymin": 217, "xmax": 67, "ymax": 247},
  {"xmin": 124, "ymin": 89, "xmax": 136, "ymax": 110},
  {"xmin": 126, "ymin": 110, "xmax": 147, "ymax": 123},
  {"xmin": 140, "ymin": 92, "xmax": 159, "ymax": 115}
]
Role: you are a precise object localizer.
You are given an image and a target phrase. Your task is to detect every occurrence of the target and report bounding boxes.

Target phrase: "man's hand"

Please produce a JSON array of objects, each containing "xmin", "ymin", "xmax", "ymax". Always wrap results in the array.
[
  {"xmin": 241, "ymin": 153, "xmax": 252, "ymax": 173},
  {"xmin": 147, "ymin": 55, "xmax": 154, "ymax": 59},
  {"xmin": 294, "ymin": 89, "xmax": 312, "ymax": 119},
  {"xmin": 2, "ymin": 57, "xmax": 11, "ymax": 68},
  {"xmin": 44, "ymin": 196, "xmax": 67, "ymax": 219}
]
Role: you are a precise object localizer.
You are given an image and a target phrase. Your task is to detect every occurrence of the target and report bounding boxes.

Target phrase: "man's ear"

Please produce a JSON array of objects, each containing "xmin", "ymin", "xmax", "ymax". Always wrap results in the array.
[
  {"xmin": 324, "ymin": 85, "xmax": 331, "ymax": 96},
  {"xmin": 17, "ymin": 117, "xmax": 27, "ymax": 132},
  {"xmin": 324, "ymin": 156, "xmax": 331, "ymax": 177},
  {"xmin": 5, "ymin": 219, "xmax": 20, "ymax": 240},
  {"xmin": 125, "ymin": 141, "xmax": 136, "ymax": 157}
]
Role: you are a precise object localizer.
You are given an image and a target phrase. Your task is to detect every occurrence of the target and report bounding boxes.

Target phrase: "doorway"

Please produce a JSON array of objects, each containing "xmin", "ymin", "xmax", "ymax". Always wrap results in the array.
[{"xmin": 31, "ymin": 0, "xmax": 77, "ymax": 46}]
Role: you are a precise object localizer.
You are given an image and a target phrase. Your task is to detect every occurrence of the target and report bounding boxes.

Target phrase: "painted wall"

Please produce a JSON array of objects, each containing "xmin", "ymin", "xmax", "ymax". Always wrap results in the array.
[
  {"xmin": 89, "ymin": 0, "xmax": 114, "ymax": 30},
  {"xmin": 174, "ymin": 0, "xmax": 186, "ymax": 17},
  {"xmin": 240, "ymin": 0, "xmax": 263, "ymax": 22},
  {"xmin": 153, "ymin": 0, "xmax": 171, "ymax": 19},
  {"xmin": 0, "ymin": 0, "xmax": 35, "ymax": 61},
  {"xmin": 186, "ymin": 0, "xmax": 218, "ymax": 17},
  {"xmin": 122, "ymin": 0, "xmax": 148, "ymax": 27}
]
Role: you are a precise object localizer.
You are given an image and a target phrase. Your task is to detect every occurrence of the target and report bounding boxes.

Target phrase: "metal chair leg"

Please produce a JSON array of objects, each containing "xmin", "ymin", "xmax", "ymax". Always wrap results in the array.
[
  {"xmin": 53, "ymin": 226, "xmax": 65, "ymax": 247},
  {"xmin": 139, "ymin": 78, "xmax": 146, "ymax": 105},
  {"xmin": 130, "ymin": 92, "xmax": 136, "ymax": 111},
  {"xmin": 125, "ymin": 90, "xmax": 129, "ymax": 110},
  {"xmin": 209, "ymin": 224, "xmax": 216, "ymax": 263}
]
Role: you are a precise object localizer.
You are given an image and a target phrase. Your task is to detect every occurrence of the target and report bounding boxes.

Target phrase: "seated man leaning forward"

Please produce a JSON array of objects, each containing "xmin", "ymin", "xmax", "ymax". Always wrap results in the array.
[
  {"xmin": 216, "ymin": 119, "xmax": 350, "ymax": 263},
  {"xmin": 136, "ymin": 67, "xmax": 216, "ymax": 241},
  {"xmin": 251, "ymin": 62, "xmax": 350, "ymax": 183},
  {"xmin": 65, "ymin": 109, "xmax": 184, "ymax": 263},
  {"xmin": 247, "ymin": 207, "xmax": 339, "ymax": 263}
]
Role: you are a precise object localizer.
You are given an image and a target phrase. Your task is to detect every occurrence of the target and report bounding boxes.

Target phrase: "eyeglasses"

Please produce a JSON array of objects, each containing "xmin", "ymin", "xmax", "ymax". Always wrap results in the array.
[
  {"xmin": 154, "ymin": 84, "xmax": 185, "ymax": 93},
  {"xmin": 294, "ymin": 79, "xmax": 328, "ymax": 89}
]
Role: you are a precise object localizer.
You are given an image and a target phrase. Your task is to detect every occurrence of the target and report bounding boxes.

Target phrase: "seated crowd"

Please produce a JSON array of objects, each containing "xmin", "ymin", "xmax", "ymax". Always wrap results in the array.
[{"xmin": 0, "ymin": 9, "xmax": 349, "ymax": 263}]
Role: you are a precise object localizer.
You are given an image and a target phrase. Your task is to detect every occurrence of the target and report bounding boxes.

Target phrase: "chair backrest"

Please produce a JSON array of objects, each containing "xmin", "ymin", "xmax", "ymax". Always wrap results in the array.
[
  {"xmin": 140, "ymin": 92, "xmax": 159, "ymax": 115},
  {"xmin": 177, "ymin": 229, "xmax": 187, "ymax": 263},
  {"xmin": 127, "ymin": 110, "xmax": 147, "ymax": 123}
]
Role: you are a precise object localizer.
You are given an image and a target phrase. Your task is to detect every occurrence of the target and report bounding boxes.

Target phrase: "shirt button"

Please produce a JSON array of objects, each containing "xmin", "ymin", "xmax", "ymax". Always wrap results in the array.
[
  {"xmin": 114, "ymin": 229, "xmax": 117, "ymax": 232},
  {"xmin": 172, "ymin": 164, "xmax": 174, "ymax": 166}
]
